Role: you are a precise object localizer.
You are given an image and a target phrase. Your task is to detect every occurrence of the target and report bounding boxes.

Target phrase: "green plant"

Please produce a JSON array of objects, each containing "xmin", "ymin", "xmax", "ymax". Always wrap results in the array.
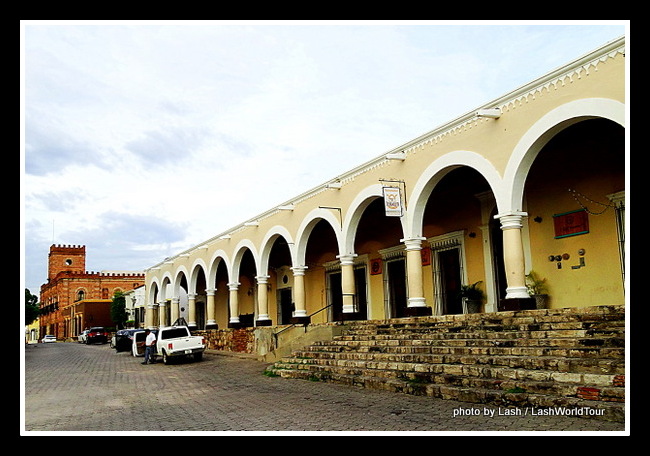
[
  {"xmin": 505, "ymin": 386, "xmax": 526, "ymax": 394},
  {"xmin": 458, "ymin": 281, "xmax": 485, "ymax": 300},
  {"xmin": 525, "ymin": 271, "xmax": 548, "ymax": 295}
]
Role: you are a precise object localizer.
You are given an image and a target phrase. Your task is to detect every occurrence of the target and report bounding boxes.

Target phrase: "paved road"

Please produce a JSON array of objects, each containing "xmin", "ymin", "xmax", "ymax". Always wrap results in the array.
[{"xmin": 23, "ymin": 342, "xmax": 626, "ymax": 434}]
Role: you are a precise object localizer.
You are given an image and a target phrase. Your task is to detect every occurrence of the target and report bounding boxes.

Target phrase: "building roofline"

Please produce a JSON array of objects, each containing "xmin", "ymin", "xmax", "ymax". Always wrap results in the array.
[{"xmin": 147, "ymin": 36, "xmax": 625, "ymax": 271}]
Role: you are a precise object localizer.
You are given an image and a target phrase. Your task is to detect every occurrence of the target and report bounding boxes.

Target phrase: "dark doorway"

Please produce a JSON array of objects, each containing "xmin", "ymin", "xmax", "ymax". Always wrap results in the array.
[
  {"xmin": 489, "ymin": 210, "xmax": 507, "ymax": 303},
  {"xmin": 355, "ymin": 267, "xmax": 368, "ymax": 319},
  {"xmin": 386, "ymin": 259, "xmax": 407, "ymax": 318},
  {"xmin": 328, "ymin": 272, "xmax": 343, "ymax": 321},
  {"xmin": 439, "ymin": 248, "xmax": 463, "ymax": 314},
  {"xmin": 278, "ymin": 288, "xmax": 294, "ymax": 325}
]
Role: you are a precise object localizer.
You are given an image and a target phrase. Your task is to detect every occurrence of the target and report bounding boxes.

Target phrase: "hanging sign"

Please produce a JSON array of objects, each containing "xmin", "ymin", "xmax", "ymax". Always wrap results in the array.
[
  {"xmin": 383, "ymin": 186, "xmax": 403, "ymax": 217},
  {"xmin": 553, "ymin": 209, "xmax": 589, "ymax": 239}
]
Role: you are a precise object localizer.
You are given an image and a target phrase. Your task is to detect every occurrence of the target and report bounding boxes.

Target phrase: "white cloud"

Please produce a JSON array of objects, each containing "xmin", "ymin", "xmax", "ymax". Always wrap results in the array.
[{"xmin": 21, "ymin": 20, "xmax": 627, "ymax": 295}]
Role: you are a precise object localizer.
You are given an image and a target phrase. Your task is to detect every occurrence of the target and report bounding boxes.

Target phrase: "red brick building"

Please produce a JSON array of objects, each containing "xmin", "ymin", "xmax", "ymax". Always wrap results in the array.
[{"xmin": 39, "ymin": 245, "xmax": 144, "ymax": 340}]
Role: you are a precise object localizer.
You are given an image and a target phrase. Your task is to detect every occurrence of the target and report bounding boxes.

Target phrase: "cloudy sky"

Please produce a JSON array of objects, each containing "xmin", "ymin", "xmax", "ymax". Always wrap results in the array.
[{"xmin": 21, "ymin": 20, "xmax": 627, "ymax": 296}]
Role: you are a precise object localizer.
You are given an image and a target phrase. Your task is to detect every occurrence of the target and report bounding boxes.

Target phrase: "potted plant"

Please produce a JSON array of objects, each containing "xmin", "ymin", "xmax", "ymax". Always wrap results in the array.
[
  {"xmin": 459, "ymin": 281, "xmax": 484, "ymax": 313},
  {"xmin": 525, "ymin": 271, "xmax": 549, "ymax": 309}
]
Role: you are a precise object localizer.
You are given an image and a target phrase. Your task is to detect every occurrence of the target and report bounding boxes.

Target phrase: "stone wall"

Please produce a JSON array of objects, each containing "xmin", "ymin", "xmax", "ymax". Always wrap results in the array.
[{"xmin": 194, "ymin": 328, "xmax": 256, "ymax": 353}]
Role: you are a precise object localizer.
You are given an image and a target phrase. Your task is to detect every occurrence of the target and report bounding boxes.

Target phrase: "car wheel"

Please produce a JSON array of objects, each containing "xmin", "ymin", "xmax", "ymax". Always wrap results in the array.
[
  {"xmin": 162, "ymin": 350, "xmax": 170, "ymax": 365},
  {"xmin": 194, "ymin": 352, "xmax": 203, "ymax": 362}
]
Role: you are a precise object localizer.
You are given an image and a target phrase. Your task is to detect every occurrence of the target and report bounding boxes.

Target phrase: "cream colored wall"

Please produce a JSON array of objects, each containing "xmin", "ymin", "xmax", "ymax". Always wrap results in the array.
[{"xmin": 145, "ymin": 38, "xmax": 626, "ymax": 324}]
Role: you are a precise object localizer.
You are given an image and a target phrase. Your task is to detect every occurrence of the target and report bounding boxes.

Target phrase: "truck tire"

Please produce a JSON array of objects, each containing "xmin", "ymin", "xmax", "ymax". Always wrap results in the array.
[
  {"xmin": 162, "ymin": 350, "xmax": 171, "ymax": 365},
  {"xmin": 194, "ymin": 352, "xmax": 203, "ymax": 362}
]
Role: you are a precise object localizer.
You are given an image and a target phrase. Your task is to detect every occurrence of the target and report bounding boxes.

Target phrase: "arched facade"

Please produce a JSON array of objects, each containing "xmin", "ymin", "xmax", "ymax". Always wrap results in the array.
[{"xmin": 145, "ymin": 37, "xmax": 626, "ymax": 330}]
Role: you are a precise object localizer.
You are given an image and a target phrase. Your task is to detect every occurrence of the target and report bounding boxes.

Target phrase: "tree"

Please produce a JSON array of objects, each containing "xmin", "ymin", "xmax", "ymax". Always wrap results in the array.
[
  {"xmin": 111, "ymin": 291, "xmax": 128, "ymax": 330},
  {"xmin": 25, "ymin": 288, "xmax": 40, "ymax": 325}
]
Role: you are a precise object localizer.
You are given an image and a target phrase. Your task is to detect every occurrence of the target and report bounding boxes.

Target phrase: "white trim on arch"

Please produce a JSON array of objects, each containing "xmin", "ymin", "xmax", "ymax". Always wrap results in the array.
[
  {"xmin": 259, "ymin": 225, "xmax": 296, "ymax": 274},
  {"xmin": 188, "ymin": 258, "xmax": 208, "ymax": 294},
  {"xmin": 230, "ymin": 239, "xmax": 260, "ymax": 283},
  {"xmin": 404, "ymin": 150, "xmax": 503, "ymax": 240},
  {"xmin": 342, "ymin": 183, "xmax": 407, "ymax": 255},
  {"xmin": 503, "ymin": 97, "xmax": 625, "ymax": 214},
  {"xmin": 295, "ymin": 207, "xmax": 344, "ymax": 267}
]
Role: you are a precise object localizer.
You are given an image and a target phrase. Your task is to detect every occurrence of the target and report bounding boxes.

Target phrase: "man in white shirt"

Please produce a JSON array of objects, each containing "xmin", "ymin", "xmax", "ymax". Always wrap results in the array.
[{"xmin": 142, "ymin": 329, "xmax": 157, "ymax": 365}]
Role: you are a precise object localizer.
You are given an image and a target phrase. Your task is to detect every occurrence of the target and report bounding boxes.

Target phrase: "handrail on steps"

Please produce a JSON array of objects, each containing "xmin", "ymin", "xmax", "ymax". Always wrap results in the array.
[{"xmin": 272, "ymin": 303, "xmax": 332, "ymax": 346}]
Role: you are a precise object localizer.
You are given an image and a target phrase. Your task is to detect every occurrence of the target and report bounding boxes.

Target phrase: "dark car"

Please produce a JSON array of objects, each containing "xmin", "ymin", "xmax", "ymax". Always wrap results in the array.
[
  {"xmin": 86, "ymin": 326, "xmax": 109, "ymax": 344},
  {"xmin": 113, "ymin": 329, "xmax": 139, "ymax": 352}
]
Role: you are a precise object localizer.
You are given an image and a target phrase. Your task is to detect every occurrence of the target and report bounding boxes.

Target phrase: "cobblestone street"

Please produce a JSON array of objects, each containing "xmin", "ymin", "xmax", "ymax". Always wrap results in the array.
[{"xmin": 23, "ymin": 342, "xmax": 626, "ymax": 435}]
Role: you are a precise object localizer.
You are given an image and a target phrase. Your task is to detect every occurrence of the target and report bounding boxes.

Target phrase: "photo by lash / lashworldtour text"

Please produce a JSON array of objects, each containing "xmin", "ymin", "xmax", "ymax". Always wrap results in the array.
[{"xmin": 452, "ymin": 406, "xmax": 606, "ymax": 418}]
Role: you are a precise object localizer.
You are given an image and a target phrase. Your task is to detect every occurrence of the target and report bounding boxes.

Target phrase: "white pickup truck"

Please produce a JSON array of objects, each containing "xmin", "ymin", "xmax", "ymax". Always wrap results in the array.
[{"xmin": 132, "ymin": 326, "xmax": 206, "ymax": 364}]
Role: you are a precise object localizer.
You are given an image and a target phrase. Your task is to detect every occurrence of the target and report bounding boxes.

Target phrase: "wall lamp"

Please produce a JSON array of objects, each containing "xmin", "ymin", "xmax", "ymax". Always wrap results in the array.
[
  {"xmin": 386, "ymin": 151, "xmax": 406, "ymax": 161},
  {"xmin": 476, "ymin": 108, "xmax": 501, "ymax": 119}
]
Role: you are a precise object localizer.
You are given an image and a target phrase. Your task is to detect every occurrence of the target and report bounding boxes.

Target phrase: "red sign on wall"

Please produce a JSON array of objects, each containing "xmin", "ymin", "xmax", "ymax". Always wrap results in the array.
[
  {"xmin": 553, "ymin": 209, "xmax": 589, "ymax": 239},
  {"xmin": 370, "ymin": 258, "xmax": 382, "ymax": 275}
]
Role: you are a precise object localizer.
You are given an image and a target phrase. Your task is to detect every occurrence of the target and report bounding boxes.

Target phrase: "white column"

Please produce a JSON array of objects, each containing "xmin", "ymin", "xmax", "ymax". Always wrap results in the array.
[
  {"xmin": 158, "ymin": 301, "xmax": 167, "ymax": 327},
  {"xmin": 337, "ymin": 254, "xmax": 357, "ymax": 314},
  {"xmin": 402, "ymin": 237, "xmax": 428, "ymax": 308},
  {"xmin": 496, "ymin": 212, "xmax": 530, "ymax": 299},
  {"xmin": 228, "ymin": 282, "xmax": 240, "ymax": 324},
  {"xmin": 206, "ymin": 288, "xmax": 217, "ymax": 329},
  {"xmin": 187, "ymin": 293, "xmax": 197, "ymax": 329},
  {"xmin": 170, "ymin": 297, "xmax": 180, "ymax": 325},
  {"xmin": 291, "ymin": 266, "xmax": 308, "ymax": 318},
  {"xmin": 145, "ymin": 302, "xmax": 157, "ymax": 329},
  {"xmin": 256, "ymin": 275, "xmax": 272, "ymax": 325}
]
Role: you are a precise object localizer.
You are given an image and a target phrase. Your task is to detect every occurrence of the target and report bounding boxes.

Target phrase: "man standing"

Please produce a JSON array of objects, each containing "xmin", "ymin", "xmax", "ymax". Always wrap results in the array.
[{"xmin": 142, "ymin": 329, "xmax": 157, "ymax": 365}]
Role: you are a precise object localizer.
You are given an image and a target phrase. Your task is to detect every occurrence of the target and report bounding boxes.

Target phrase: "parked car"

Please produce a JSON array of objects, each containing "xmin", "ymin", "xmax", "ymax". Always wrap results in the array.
[
  {"xmin": 41, "ymin": 335, "xmax": 56, "ymax": 343},
  {"xmin": 77, "ymin": 329, "xmax": 90, "ymax": 343},
  {"xmin": 112, "ymin": 329, "xmax": 139, "ymax": 352},
  {"xmin": 86, "ymin": 327, "xmax": 109, "ymax": 344}
]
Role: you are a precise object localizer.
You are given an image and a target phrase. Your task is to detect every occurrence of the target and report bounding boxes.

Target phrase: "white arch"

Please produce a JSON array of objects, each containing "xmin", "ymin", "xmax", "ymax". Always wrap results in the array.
[
  {"xmin": 173, "ymin": 265, "xmax": 190, "ymax": 296},
  {"xmin": 230, "ymin": 239, "xmax": 260, "ymax": 282},
  {"xmin": 147, "ymin": 277, "xmax": 160, "ymax": 305},
  {"xmin": 405, "ymin": 150, "xmax": 503, "ymax": 240},
  {"xmin": 259, "ymin": 225, "xmax": 296, "ymax": 274},
  {"xmin": 504, "ymin": 97, "xmax": 625, "ymax": 213},
  {"xmin": 342, "ymin": 183, "xmax": 407, "ymax": 254},
  {"xmin": 295, "ymin": 207, "xmax": 344, "ymax": 266},
  {"xmin": 159, "ymin": 272, "xmax": 173, "ymax": 301},
  {"xmin": 189, "ymin": 258, "xmax": 208, "ymax": 293},
  {"xmin": 207, "ymin": 249, "xmax": 230, "ymax": 288}
]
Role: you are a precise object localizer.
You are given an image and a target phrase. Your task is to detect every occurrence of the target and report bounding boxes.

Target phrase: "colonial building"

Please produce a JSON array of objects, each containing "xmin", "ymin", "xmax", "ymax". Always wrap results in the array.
[
  {"xmin": 144, "ymin": 37, "xmax": 626, "ymax": 332},
  {"xmin": 123, "ymin": 284, "xmax": 146, "ymax": 328},
  {"xmin": 39, "ymin": 244, "xmax": 145, "ymax": 340}
]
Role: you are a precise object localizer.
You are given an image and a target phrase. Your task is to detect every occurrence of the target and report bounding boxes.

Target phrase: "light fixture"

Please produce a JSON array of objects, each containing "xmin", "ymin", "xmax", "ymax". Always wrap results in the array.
[
  {"xmin": 476, "ymin": 108, "xmax": 501, "ymax": 119},
  {"xmin": 386, "ymin": 151, "xmax": 406, "ymax": 161}
]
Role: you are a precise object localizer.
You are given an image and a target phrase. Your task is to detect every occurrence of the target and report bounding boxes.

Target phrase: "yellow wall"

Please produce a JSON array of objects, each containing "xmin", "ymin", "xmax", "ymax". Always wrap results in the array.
[{"xmin": 144, "ymin": 38, "xmax": 626, "ymax": 326}]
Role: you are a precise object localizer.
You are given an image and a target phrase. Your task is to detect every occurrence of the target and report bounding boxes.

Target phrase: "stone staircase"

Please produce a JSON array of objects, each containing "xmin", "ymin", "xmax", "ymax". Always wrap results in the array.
[{"xmin": 266, "ymin": 305, "xmax": 626, "ymax": 422}]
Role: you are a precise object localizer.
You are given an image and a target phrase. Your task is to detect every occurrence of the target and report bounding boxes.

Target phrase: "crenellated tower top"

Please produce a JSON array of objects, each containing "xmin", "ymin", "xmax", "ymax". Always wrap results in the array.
[{"xmin": 48, "ymin": 244, "xmax": 86, "ymax": 280}]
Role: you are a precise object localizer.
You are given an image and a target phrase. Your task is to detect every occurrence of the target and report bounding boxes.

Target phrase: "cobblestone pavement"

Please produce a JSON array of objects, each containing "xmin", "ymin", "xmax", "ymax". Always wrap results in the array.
[{"xmin": 23, "ymin": 342, "xmax": 627, "ymax": 435}]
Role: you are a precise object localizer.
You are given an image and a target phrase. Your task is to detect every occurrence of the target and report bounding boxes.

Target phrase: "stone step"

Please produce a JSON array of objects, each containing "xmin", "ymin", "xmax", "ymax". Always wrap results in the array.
[
  {"xmin": 283, "ymin": 351, "xmax": 625, "ymax": 375},
  {"xmin": 274, "ymin": 357, "xmax": 622, "ymax": 389},
  {"xmin": 307, "ymin": 341, "xmax": 624, "ymax": 359},
  {"xmin": 267, "ymin": 305, "xmax": 626, "ymax": 422},
  {"xmin": 270, "ymin": 367, "xmax": 625, "ymax": 422}
]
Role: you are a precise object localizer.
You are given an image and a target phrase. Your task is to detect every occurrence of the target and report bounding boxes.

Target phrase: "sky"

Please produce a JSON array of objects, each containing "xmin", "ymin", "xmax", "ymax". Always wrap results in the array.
[{"xmin": 21, "ymin": 20, "xmax": 628, "ymax": 296}]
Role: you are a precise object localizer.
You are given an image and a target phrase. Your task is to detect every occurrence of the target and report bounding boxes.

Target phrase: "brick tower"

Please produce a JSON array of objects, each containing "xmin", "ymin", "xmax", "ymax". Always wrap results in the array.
[{"xmin": 48, "ymin": 244, "xmax": 86, "ymax": 280}]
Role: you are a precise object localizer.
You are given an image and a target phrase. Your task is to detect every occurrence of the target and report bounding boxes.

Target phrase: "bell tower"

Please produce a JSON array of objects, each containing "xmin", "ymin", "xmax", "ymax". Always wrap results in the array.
[{"xmin": 48, "ymin": 244, "xmax": 86, "ymax": 280}]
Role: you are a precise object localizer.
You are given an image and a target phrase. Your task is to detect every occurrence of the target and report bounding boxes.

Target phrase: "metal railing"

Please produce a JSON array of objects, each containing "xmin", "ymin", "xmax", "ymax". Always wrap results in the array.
[{"xmin": 272, "ymin": 303, "xmax": 332, "ymax": 345}]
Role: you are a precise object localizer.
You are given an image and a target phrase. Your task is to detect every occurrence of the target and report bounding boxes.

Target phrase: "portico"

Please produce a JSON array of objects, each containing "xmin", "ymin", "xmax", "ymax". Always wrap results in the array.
[{"xmin": 144, "ymin": 37, "xmax": 626, "ymax": 330}]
